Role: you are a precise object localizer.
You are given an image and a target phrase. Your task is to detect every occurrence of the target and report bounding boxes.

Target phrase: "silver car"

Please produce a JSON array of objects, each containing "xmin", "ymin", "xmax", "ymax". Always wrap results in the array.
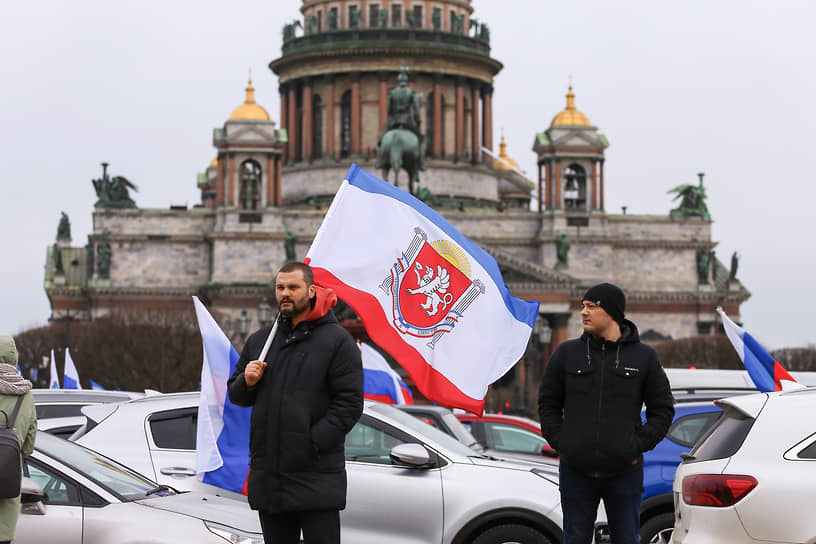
[
  {"xmin": 73, "ymin": 393, "xmax": 565, "ymax": 543},
  {"xmin": 16, "ymin": 431, "xmax": 263, "ymax": 543}
]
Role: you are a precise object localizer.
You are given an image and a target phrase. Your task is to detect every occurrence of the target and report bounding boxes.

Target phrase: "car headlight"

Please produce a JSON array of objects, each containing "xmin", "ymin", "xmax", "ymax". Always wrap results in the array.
[{"xmin": 204, "ymin": 521, "xmax": 264, "ymax": 544}]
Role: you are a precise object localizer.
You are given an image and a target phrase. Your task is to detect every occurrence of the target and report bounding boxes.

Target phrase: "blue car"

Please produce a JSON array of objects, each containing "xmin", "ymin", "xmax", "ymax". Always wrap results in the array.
[{"xmin": 637, "ymin": 400, "xmax": 723, "ymax": 543}]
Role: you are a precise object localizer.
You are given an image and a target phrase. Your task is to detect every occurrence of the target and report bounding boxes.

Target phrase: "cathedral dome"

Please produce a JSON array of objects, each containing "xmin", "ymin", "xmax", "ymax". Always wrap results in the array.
[
  {"xmin": 494, "ymin": 136, "xmax": 520, "ymax": 172},
  {"xmin": 228, "ymin": 79, "xmax": 270, "ymax": 121},
  {"xmin": 550, "ymin": 86, "xmax": 591, "ymax": 127}
]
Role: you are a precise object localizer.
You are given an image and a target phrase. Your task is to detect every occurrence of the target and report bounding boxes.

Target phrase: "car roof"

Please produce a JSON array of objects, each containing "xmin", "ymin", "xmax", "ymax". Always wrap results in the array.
[{"xmin": 32, "ymin": 389, "xmax": 144, "ymax": 403}]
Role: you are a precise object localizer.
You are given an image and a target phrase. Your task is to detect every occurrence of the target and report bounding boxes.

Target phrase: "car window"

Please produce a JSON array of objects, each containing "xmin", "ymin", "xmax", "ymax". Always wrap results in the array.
[
  {"xmin": 25, "ymin": 461, "xmax": 82, "ymax": 506},
  {"xmin": 148, "ymin": 409, "xmax": 197, "ymax": 450},
  {"xmin": 36, "ymin": 404, "xmax": 87, "ymax": 419},
  {"xmin": 459, "ymin": 421, "xmax": 472, "ymax": 431},
  {"xmin": 665, "ymin": 412, "xmax": 721, "ymax": 448},
  {"xmin": 345, "ymin": 420, "xmax": 407, "ymax": 465},
  {"xmin": 368, "ymin": 404, "xmax": 479, "ymax": 457},
  {"xmin": 484, "ymin": 422, "xmax": 548, "ymax": 454},
  {"xmin": 689, "ymin": 408, "xmax": 755, "ymax": 462},
  {"xmin": 798, "ymin": 440, "xmax": 816, "ymax": 459}
]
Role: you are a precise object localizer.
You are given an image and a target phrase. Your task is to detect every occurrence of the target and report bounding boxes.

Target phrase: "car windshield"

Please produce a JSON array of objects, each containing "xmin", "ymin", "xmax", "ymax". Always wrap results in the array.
[
  {"xmin": 34, "ymin": 431, "xmax": 170, "ymax": 501},
  {"xmin": 369, "ymin": 403, "xmax": 483, "ymax": 457}
]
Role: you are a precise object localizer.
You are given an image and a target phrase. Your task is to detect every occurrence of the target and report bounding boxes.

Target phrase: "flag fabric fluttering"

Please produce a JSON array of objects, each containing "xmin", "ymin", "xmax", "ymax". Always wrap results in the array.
[
  {"xmin": 89, "ymin": 379, "xmax": 106, "ymax": 390},
  {"xmin": 62, "ymin": 348, "xmax": 82, "ymax": 389},
  {"xmin": 49, "ymin": 350, "xmax": 60, "ymax": 389},
  {"xmin": 360, "ymin": 342, "xmax": 413, "ymax": 405},
  {"xmin": 716, "ymin": 307, "xmax": 796, "ymax": 392},
  {"xmin": 306, "ymin": 164, "xmax": 539, "ymax": 414},
  {"xmin": 193, "ymin": 296, "xmax": 251, "ymax": 494}
]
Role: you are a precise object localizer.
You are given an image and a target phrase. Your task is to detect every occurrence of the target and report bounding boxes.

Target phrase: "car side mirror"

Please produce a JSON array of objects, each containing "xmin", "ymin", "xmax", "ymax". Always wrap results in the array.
[
  {"xmin": 541, "ymin": 446, "xmax": 559, "ymax": 458},
  {"xmin": 20, "ymin": 477, "xmax": 47, "ymax": 515},
  {"xmin": 390, "ymin": 443, "xmax": 431, "ymax": 467}
]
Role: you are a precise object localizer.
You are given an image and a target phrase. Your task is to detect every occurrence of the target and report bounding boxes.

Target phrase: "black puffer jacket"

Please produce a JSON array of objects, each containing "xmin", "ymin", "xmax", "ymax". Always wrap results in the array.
[
  {"xmin": 538, "ymin": 320, "xmax": 674, "ymax": 477},
  {"xmin": 228, "ymin": 289, "xmax": 363, "ymax": 513}
]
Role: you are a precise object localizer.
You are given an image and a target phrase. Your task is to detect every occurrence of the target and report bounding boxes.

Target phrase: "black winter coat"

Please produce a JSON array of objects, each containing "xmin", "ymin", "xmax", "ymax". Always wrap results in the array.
[
  {"xmin": 538, "ymin": 320, "xmax": 674, "ymax": 477},
  {"xmin": 228, "ymin": 311, "xmax": 363, "ymax": 513}
]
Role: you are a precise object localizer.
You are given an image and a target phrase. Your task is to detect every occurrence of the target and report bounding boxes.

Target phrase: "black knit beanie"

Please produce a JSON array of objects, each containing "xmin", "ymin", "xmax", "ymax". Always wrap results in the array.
[{"xmin": 582, "ymin": 283, "xmax": 626, "ymax": 325}]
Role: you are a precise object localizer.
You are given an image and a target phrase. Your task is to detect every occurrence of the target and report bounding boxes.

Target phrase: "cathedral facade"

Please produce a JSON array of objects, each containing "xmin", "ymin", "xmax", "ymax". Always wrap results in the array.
[{"xmin": 44, "ymin": 0, "xmax": 749, "ymax": 396}]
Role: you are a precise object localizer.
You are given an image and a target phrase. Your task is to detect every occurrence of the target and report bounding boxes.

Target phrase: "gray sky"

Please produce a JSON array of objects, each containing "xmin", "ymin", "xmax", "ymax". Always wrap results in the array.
[{"xmin": 1, "ymin": 0, "xmax": 814, "ymax": 350}]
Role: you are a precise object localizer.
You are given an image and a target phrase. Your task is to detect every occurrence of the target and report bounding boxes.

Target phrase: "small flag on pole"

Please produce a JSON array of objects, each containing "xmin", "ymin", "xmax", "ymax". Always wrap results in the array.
[
  {"xmin": 63, "ymin": 347, "xmax": 83, "ymax": 389},
  {"xmin": 360, "ymin": 342, "xmax": 414, "ymax": 405},
  {"xmin": 49, "ymin": 350, "xmax": 60, "ymax": 389},
  {"xmin": 89, "ymin": 379, "xmax": 106, "ymax": 390},
  {"xmin": 716, "ymin": 307, "xmax": 796, "ymax": 392},
  {"xmin": 193, "ymin": 296, "xmax": 251, "ymax": 494}
]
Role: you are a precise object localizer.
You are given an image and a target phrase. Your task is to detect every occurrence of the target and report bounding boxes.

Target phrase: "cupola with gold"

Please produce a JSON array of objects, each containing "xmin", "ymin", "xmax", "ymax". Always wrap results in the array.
[
  {"xmin": 201, "ymin": 78, "xmax": 286, "ymax": 210},
  {"xmin": 532, "ymin": 83, "xmax": 609, "ymax": 215}
]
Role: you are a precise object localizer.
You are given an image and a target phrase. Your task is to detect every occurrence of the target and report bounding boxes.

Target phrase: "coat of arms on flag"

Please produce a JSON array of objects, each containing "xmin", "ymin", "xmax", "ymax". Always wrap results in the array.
[{"xmin": 381, "ymin": 227, "xmax": 484, "ymax": 347}]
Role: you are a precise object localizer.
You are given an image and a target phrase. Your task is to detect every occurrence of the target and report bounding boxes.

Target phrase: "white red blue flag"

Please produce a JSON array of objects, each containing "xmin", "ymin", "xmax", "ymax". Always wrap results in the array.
[
  {"xmin": 49, "ymin": 350, "xmax": 60, "ymax": 389},
  {"xmin": 717, "ymin": 307, "xmax": 796, "ymax": 392},
  {"xmin": 63, "ymin": 347, "xmax": 82, "ymax": 389},
  {"xmin": 306, "ymin": 165, "xmax": 539, "ymax": 414},
  {"xmin": 360, "ymin": 342, "xmax": 414, "ymax": 405},
  {"xmin": 193, "ymin": 296, "xmax": 251, "ymax": 494}
]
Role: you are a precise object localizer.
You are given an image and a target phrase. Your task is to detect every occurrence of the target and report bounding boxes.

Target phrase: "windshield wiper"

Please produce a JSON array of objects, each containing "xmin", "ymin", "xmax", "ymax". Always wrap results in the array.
[{"xmin": 145, "ymin": 484, "xmax": 176, "ymax": 496}]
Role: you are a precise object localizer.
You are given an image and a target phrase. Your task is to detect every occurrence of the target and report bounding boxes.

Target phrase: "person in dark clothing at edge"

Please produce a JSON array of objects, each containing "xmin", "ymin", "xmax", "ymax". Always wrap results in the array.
[
  {"xmin": 538, "ymin": 283, "xmax": 674, "ymax": 544},
  {"xmin": 228, "ymin": 262, "xmax": 364, "ymax": 544}
]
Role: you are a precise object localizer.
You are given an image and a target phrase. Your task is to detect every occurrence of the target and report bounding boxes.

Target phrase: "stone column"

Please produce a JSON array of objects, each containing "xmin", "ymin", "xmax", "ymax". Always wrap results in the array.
[
  {"xmin": 227, "ymin": 154, "xmax": 236, "ymax": 206},
  {"xmin": 600, "ymin": 159, "xmax": 605, "ymax": 210},
  {"xmin": 266, "ymin": 154, "xmax": 275, "ymax": 206},
  {"xmin": 288, "ymin": 84, "xmax": 298, "ymax": 161},
  {"xmin": 433, "ymin": 75, "xmax": 442, "ymax": 158},
  {"xmin": 325, "ymin": 75, "xmax": 335, "ymax": 158},
  {"xmin": 275, "ymin": 156, "xmax": 282, "ymax": 205},
  {"xmin": 482, "ymin": 84, "xmax": 493, "ymax": 152},
  {"xmin": 537, "ymin": 162, "xmax": 543, "ymax": 213},
  {"xmin": 279, "ymin": 85, "xmax": 288, "ymax": 163},
  {"xmin": 591, "ymin": 159, "xmax": 598, "ymax": 209},
  {"xmin": 303, "ymin": 78, "xmax": 313, "ymax": 161},
  {"xmin": 554, "ymin": 159, "xmax": 562, "ymax": 208},
  {"xmin": 545, "ymin": 160, "xmax": 552, "ymax": 209},
  {"xmin": 455, "ymin": 77, "xmax": 464, "ymax": 160},
  {"xmin": 351, "ymin": 72, "xmax": 361, "ymax": 155},
  {"xmin": 470, "ymin": 81, "xmax": 481, "ymax": 164},
  {"xmin": 216, "ymin": 154, "xmax": 224, "ymax": 206},
  {"xmin": 378, "ymin": 71, "xmax": 389, "ymax": 134}
]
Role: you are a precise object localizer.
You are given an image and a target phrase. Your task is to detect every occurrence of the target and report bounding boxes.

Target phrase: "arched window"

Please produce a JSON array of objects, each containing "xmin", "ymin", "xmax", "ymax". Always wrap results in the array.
[
  {"xmin": 239, "ymin": 160, "xmax": 262, "ymax": 210},
  {"xmin": 313, "ymin": 94, "xmax": 323, "ymax": 159},
  {"xmin": 563, "ymin": 164, "xmax": 587, "ymax": 209},
  {"xmin": 426, "ymin": 91, "xmax": 446, "ymax": 159},
  {"xmin": 341, "ymin": 90, "xmax": 351, "ymax": 158}
]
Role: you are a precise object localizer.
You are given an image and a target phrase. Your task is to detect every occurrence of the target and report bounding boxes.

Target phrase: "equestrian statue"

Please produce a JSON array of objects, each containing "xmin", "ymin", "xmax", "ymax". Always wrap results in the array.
[{"xmin": 376, "ymin": 67, "xmax": 426, "ymax": 195}]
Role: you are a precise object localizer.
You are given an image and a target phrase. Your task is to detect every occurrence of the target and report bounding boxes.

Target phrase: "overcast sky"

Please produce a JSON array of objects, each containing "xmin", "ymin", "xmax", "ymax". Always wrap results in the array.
[{"xmin": 1, "ymin": 0, "xmax": 814, "ymax": 350}]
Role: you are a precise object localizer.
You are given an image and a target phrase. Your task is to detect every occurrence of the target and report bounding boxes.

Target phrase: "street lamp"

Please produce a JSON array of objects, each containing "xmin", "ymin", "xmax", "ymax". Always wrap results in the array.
[
  {"xmin": 237, "ymin": 310, "xmax": 251, "ymax": 341},
  {"xmin": 258, "ymin": 298, "xmax": 273, "ymax": 327}
]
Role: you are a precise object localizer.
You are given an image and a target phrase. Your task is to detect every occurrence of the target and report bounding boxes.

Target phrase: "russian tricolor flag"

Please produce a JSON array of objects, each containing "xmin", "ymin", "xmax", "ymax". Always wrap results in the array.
[
  {"xmin": 63, "ymin": 348, "xmax": 82, "ymax": 389},
  {"xmin": 717, "ymin": 307, "xmax": 796, "ymax": 392},
  {"xmin": 360, "ymin": 342, "xmax": 414, "ymax": 405},
  {"xmin": 306, "ymin": 165, "xmax": 539, "ymax": 414},
  {"xmin": 193, "ymin": 296, "xmax": 251, "ymax": 494}
]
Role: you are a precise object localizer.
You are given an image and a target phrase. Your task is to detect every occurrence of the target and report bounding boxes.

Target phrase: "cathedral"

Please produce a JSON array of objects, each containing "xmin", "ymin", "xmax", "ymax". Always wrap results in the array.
[{"xmin": 44, "ymin": 0, "xmax": 749, "ymax": 399}]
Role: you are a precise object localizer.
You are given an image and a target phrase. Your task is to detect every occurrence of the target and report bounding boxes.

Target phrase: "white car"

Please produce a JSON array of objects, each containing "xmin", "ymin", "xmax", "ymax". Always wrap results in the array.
[
  {"xmin": 672, "ymin": 387, "xmax": 816, "ymax": 543},
  {"xmin": 73, "ymin": 393, "xmax": 565, "ymax": 543},
  {"xmin": 17, "ymin": 431, "xmax": 263, "ymax": 543}
]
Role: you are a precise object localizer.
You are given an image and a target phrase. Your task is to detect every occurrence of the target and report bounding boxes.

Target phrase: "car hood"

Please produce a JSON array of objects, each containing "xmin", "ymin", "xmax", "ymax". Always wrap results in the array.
[{"xmin": 136, "ymin": 491, "xmax": 261, "ymax": 533}]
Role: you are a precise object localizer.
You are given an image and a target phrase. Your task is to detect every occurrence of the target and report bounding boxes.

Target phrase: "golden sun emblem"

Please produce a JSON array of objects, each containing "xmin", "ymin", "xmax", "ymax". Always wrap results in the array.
[{"xmin": 430, "ymin": 240, "xmax": 471, "ymax": 277}]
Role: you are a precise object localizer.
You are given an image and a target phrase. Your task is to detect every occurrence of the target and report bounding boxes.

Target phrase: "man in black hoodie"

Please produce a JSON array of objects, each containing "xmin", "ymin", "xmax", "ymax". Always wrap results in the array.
[
  {"xmin": 228, "ymin": 262, "xmax": 364, "ymax": 544},
  {"xmin": 538, "ymin": 283, "xmax": 674, "ymax": 544}
]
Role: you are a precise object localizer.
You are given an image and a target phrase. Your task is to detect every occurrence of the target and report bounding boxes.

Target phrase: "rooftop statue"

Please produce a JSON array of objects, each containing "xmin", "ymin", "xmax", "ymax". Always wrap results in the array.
[
  {"xmin": 729, "ymin": 251, "xmax": 740, "ymax": 282},
  {"xmin": 349, "ymin": 6, "xmax": 361, "ymax": 29},
  {"xmin": 668, "ymin": 172, "xmax": 710, "ymax": 218},
  {"xmin": 376, "ymin": 68, "xmax": 426, "ymax": 195},
  {"xmin": 282, "ymin": 19, "xmax": 301, "ymax": 42},
  {"xmin": 379, "ymin": 8, "xmax": 388, "ymax": 28},
  {"xmin": 328, "ymin": 9, "xmax": 338, "ymax": 30},
  {"xmin": 432, "ymin": 8, "xmax": 441, "ymax": 30},
  {"xmin": 479, "ymin": 23, "xmax": 490, "ymax": 43},
  {"xmin": 57, "ymin": 211, "xmax": 71, "ymax": 240},
  {"xmin": 555, "ymin": 233, "xmax": 571, "ymax": 268},
  {"xmin": 92, "ymin": 163, "xmax": 137, "ymax": 209}
]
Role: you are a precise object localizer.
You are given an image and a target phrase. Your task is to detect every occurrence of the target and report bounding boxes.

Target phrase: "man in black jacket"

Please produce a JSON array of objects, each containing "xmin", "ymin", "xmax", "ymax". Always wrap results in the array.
[
  {"xmin": 228, "ymin": 262, "xmax": 364, "ymax": 544},
  {"xmin": 538, "ymin": 283, "xmax": 674, "ymax": 544}
]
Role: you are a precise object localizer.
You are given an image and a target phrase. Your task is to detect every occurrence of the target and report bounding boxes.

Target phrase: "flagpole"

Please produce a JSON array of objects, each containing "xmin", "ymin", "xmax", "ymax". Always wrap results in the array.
[{"xmin": 257, "ymin": 312, "xmax": 281, "ymax": 362}]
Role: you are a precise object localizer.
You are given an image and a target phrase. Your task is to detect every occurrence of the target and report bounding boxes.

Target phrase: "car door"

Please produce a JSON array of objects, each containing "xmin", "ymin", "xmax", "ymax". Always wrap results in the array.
[
  {"xmin": 343, "ymin": 414, "xmax": 444, "ymax": 544},
  {"xmin": 145, "ymin": 407, "xmax": 200, "ymax": 486},
  {"xmin": 15, "ymin": 460, "xmax": 84, "ymax": 543}
]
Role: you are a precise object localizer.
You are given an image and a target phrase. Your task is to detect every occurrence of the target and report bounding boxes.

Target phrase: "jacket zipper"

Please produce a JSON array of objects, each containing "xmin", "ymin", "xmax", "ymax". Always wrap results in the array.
[{"xmin": 597, "ymin": 343, "xmax": 605, "ymax": 438}]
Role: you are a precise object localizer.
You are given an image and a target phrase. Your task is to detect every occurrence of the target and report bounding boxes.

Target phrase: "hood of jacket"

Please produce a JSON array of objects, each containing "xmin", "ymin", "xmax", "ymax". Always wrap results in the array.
[
  {"xmin": 0, "ymin": 335, "xmax": 17, "ymax": 366},
  {"xmin": 302, "ymin": 285, "xmax": 338, "ymax": 323}
]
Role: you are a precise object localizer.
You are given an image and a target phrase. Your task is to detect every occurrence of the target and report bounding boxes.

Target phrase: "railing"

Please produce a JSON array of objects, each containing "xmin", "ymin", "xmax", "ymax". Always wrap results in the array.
[{"xmin": 281, "ymin": 28, "xmax": 491, "ymax": 57}]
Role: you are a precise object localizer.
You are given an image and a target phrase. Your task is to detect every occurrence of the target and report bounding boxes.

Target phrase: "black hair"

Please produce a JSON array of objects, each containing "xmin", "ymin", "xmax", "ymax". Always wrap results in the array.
[{"xmin": 278, "ymin": 261, "xmax": 314, "ymax": 286}]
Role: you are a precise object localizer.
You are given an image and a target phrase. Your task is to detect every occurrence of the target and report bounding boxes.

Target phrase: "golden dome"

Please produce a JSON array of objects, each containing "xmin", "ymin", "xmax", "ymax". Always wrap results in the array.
[
  {"xmin": 228, "ymin": 79, "xmax": 270, "ymax": 121},
  {"xmin": 550, "ymin": 86, "xmax": 591, "ymax": 127},
  {"xmin": 494, "ymin": 135, "xmax": 520, "ymax": 171}
]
